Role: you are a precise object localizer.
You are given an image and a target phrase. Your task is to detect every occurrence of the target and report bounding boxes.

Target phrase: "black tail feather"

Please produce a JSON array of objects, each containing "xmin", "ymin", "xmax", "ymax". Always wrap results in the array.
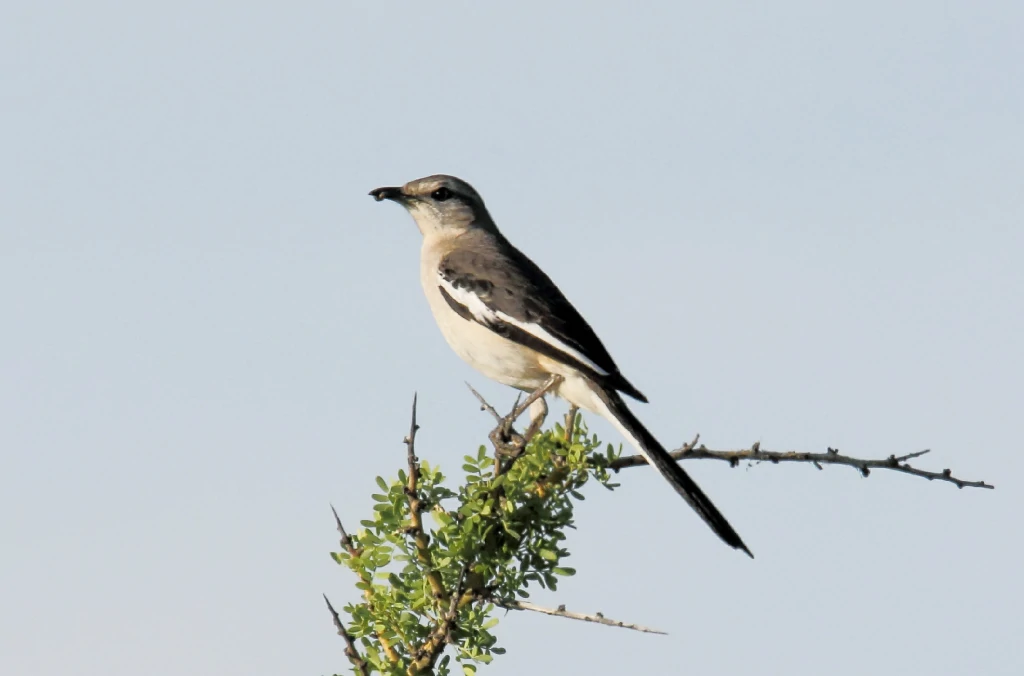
[{"xmin": 598, "ymin": 389, "xmax": 753, "ymax": 558}]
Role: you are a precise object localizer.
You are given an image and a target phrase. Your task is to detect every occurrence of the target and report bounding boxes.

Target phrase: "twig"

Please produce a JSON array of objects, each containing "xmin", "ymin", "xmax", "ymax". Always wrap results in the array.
[
  {"xmin": 408, "ymin": 566, "xmax": 470, "ymax": 675},
  {"xmin": 491, "ymin": 597, "xmax": 666, "ymax": 635},
  {"xmin": 331, "ymin": 503, "xmax": 358, "ymax": 554},
  {"xmin": 330, "ymin": 505, "xmax": 401, "ymax": 664},
  {"xmin": 465, "ymin": 382, "xmax": 502, "ymax": 423},
  {"xmin": 323, "ymin": 594, "xmax": 370, "ymax": 676},
  {"xmin": 609, "ymin": 440, "xmax": 993, "ymax": 490},
  {"xmin": 403, "ymin": 394, "xmax": 448, "ymax": 603}
]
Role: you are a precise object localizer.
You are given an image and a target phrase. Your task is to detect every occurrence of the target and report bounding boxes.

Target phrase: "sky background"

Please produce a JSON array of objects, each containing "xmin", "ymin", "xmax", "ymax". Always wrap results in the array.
[{"xmin": 2, "ymin": 2, "xmax": 1022, "ymax": 675}]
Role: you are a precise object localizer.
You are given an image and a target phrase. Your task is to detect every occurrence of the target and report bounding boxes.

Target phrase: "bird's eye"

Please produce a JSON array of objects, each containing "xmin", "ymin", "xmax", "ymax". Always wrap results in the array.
[{"xmin": 431, "ymin": 187, "xmax": 453, "ymax": 202}]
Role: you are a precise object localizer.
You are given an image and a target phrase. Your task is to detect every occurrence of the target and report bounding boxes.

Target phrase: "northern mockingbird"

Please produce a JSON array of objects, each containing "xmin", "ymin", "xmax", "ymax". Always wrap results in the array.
[{"xmin": 370, "ymin": 174, "xmax": 752, "ymax": 557}]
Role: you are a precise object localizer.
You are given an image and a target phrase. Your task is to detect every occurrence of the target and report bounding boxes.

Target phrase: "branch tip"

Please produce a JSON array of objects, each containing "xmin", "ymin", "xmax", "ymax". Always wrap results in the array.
[
  {"xmin": 492, "ymin": 597, "xmax": 666, "ymax": 635},
  {"xmin": 324, "ymin": 594, "xmax": 369, "ymax": 676}
]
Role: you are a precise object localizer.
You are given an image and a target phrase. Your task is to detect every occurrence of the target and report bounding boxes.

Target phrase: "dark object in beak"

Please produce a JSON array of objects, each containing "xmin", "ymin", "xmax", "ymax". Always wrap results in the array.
[{"xmin": 369, "ymin": 186, "xmax": 404, "ymax": 202}]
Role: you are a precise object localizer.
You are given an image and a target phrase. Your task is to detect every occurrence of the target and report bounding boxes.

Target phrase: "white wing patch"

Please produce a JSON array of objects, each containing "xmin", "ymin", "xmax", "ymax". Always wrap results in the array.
[
  {"xmin": 437, "ymin": 273, "xmax": 611, "ymax": 377},
  {"xmin": 437, "ymin": 274, "xmax": 499, "ymax": 324}
]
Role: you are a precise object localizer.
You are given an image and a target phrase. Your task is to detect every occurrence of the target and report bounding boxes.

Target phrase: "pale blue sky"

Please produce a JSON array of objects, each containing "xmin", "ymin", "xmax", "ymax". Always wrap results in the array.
[{"xmin": 2, "ymin": 2, "xmax": 1021, "ymax": 675}]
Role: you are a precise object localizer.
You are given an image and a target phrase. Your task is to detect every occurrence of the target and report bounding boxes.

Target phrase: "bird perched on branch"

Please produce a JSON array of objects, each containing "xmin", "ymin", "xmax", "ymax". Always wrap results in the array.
[{"xmin": 370, "ymin": 174, "xmax": 752, "ymax": 558}]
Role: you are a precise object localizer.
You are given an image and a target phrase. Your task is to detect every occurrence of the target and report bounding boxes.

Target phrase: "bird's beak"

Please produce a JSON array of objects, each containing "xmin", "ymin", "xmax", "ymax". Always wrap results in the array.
[{"xmin": 369, "ymin": 186, "xmax": 407, "ymax": 203}]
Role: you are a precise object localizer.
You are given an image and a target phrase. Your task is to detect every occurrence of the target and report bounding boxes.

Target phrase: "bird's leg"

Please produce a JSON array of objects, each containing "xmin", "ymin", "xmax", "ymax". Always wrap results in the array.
[
  {"xmin": 563, "ymin": 406, "xmax": 579, "ymax": 443},
  {"xmin": 515, "ymin": 376, "xmax": 562, "ymax": 449},
  {"xmin": 514, "ymin": 375, "xmax": 562, "ymax": 420},
  {"xmin": 521, "ymin": 396, "xmax": 548, "ymax": 446},
  {"xmin": 491, "ymin": 376, "xmax": 563, "ymax": 470},
  {"xmin": 528, "ymin": 396, "xmax": 548, "ymax": 430}
]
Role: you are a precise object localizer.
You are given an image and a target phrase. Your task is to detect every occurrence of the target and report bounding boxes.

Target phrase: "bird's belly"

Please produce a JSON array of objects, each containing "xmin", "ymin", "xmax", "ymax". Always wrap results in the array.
[
  {"xmin": 438, "ymin": 305, "xmax": 549, "ymax": 391},
  {"xmin": 421, "ymin": 276, "xmax": 548, "ymax": 391}
]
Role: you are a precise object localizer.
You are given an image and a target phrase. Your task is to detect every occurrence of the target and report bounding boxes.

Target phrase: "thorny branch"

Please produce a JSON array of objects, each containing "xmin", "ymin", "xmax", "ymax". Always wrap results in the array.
[
  {"xmin": 324, "ymin": 594, "xmax": 370, "ymax": 676},
  {"xmin": 403, "ymin": 394, "xmax": 449, "ymax": 603},
  {"xmin": 327, "ymin": 387, "xmax": 993, "ymax": 673},
  {"xmin": 408, "ymin": 566, "xmax": 470, "ymax": 676},
  {"xmin": 490, "ymin": 597, "xmax": 666, "ymax": 635},
  {"xmin": 331, "ymin": 503, "xmax": 400, "ymax": 665},
  {"xmin": 609, "ymin": 435, "xmax": 994, "ymax": 490},
  {"xmin": 404, "ymin": 398, "xmax": 474, "ymax": 674}
]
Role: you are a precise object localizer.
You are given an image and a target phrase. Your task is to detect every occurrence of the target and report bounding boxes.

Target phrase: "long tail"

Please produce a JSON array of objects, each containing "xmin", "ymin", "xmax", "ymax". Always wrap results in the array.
[{"xmin": 594, "ymin": 388, "xmax": 753, "ymax": 558}]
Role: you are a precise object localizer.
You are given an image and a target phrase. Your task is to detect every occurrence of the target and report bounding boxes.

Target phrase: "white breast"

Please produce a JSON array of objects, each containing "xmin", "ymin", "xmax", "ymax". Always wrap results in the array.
[{"xmin": 419, "ymin": 239, "xmax": 549, "ymax": 392}]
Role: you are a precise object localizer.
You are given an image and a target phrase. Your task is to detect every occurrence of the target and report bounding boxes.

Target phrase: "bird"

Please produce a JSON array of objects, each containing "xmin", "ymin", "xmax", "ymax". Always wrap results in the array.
[{"xmin": 369, "ymin": 174, "xmax": 752, "ymax": 558}]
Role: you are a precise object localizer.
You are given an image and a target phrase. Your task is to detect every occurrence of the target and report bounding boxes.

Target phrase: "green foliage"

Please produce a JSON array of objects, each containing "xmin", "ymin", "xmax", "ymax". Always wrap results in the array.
[{"xmin": 329, "ymin": 414, "xmax": 621, "ymax": 675}]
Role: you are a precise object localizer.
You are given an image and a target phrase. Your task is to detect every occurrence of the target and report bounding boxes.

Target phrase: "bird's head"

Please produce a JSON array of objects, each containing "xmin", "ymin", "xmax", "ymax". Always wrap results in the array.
[{"xmin": 369, "ymin": 174, "xmax": 495, "ymax": 237}]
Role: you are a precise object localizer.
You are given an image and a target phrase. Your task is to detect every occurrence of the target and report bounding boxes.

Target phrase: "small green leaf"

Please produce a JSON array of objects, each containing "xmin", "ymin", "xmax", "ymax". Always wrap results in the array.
[
  {"xmin": 375, "ymin": 476, "xmax": 388, "ymax": 491},
  {"xmin": 538, "ymin": 549, "xmax": 558, "ymax": 562}
]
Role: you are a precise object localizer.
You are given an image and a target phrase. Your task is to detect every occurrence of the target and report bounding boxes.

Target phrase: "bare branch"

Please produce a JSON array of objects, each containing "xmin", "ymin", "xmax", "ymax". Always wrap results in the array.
[
  {"xmin": 323, "ymin": 594, "xmax": 370, "ymax": 676},
  {"xmin": 609, "ymin": 440, "xmax": 993, "ymax": 490},
  {"xmin": 491, "ymin": 597, "xmax": 666, "ymax": 635}
]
